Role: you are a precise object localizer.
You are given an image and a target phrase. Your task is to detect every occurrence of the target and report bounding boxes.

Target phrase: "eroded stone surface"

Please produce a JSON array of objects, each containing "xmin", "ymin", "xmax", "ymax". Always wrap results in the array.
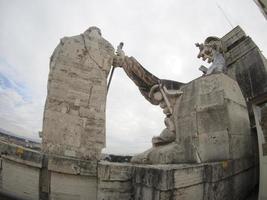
[{"xmin": 42, "ymin": 27, "xmax": 114, "ymax": 160}]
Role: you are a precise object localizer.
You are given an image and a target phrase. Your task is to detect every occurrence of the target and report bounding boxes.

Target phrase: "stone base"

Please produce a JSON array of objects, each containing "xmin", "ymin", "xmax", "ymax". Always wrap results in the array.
[{"xmin": 98, "ymin": 157, "xmax": 258, "ymax": 200}]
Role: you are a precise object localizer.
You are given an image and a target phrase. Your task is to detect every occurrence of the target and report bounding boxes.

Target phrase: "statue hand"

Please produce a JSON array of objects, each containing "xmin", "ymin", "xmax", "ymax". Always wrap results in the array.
[
  {"xmin": 113, "ymin": 42, "xmax": 125, "ymax": 67},
  {"xmin": 112, "ymin": 55, "xmax": 125, "ymax": 68}
]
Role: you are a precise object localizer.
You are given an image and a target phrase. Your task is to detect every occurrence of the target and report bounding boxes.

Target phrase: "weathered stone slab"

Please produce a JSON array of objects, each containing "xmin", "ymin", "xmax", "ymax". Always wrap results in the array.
[
  {"xmin": 99, "ymin": 181, "xmax": 132, "ymax": 193},
  {"xmin": 196, "ymin": 131, "xmax": 230, "ymax": 162},
  {"xmin": 174, "ymin": 166, "xmax": 204, "ymax": 188},
  {"xmin": 1, "ymin": 159, "xmax": 40, "ymax": 200},
  {"xmin": 226, "ymin": 101, "xmax": 250, "ymax": 135},
  {"xmin": 204, "ymin": 157, "xmax": 255, "ymax": 183},
  {"xmin": 48, "ymin": 155, "xmax": 97, "ymax": 176},
  {"xmin": 98, "ymin": 161, "xmax": 133, "ymax": 181},
  {"xmin": 98, "ymin": 191, "xmax": 133, "ymax": 200},
  {"xmin": 176, "ymin": 112, "xmax": 197, "ymax": 138},
  {"xmin": 229, "ymin": 134, "xmax": 252, "ymax": 159},
  {"xmin": 204, "ymin": 178, "xmax": 233, "ymax": 200},
  {"xmin": 173, "ymin": 184, "xmax": 204, "ymax": 200},
  {"xmin": 196, "ymin": 105, "xmax": 228, "ymax": 134},
  {"xmin": 50, "ymin": 171, "xmax": 97, "ymax": 200},
  {"xmin": 221, "ymin": 26, "xmax": 246, "ymax": 51},
  {"xmin": 133, "ymin": 166, "xmax": 174, "ymax": 191}
]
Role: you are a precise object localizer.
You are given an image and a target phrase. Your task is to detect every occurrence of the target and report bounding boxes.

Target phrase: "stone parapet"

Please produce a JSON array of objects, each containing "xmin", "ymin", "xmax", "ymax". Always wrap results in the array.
[
  {"xmin": 97, "ymin": 158, "xmax": 257, "ymax": 200},
  {"xmin": 48, "ymin": 154, "xmax": 97, "ymax": 176},
  {"xmin": 0, "ymin": 140, "xmax": 42, "ymax": 168}
]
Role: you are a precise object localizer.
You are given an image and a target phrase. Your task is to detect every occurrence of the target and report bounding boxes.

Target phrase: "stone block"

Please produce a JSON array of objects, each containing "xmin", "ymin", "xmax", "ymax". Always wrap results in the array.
[
  {"xmin": 98, "ymin": 191, "xmax": 133, "ymax": 200},
  {"xmin": 98, "ymin": 181, "xmax": 132, "ymax": 193},
  {"xmin": 221, "ymin": 78, "xmax": 247, "ymax": 106},
  {"xmin": 173, "ymin": 184, "xmax": 204, "ymax": 200},
  {"xmin": 204, "ymin": 158, "xmax": 255, "ymax": 183},
  {"xmin": 173, "ymin": 165, "xmax": 204, "ymax": 188},
  {"xmin": 98, "ymin": 162, "xmax": 133, "ymax": 181},
  {"xmin": 204, "ymin": 178, "xmax": 233, "ymax": 200},
  {"xmin": 232, "ymin": 169, "xmax": 255, "ymax": 200},
  {"xmin": 135, "ymin": 186, "xmax": 154, "ymax": 200},
  {"xmin": 196, "ymin": 105, "xmax": 228, "ymax": 134},
  {"xmin": 176, "ymin": 112, "xmax": 197, "ymax": 139},
  {"xmin": 97, "ymin": 162, "xmax": 133, "ymax": 200},
  {"xmin": 221, "ymin": 26, "xmax": 246, "ymax": 50},
  {"xmin": 176, "ymin": 98, "xmax": 197, "ymax": 118},
  {"xmin": 133, "ymin": 166, "xmax": 174, "ymax": 191},
  {"xmin": 225, "ymin": 37, "xmax": 256, "ymax": 65},
  {"xmin": 50, "ymin": 171, "xmax": 97, "ymax": 200},
  {"xmin": 226, "ymin": 100, "xmax": 250, "ymax": 135},
  {"xmin": 229, "ymin": 134, "xmax": 252, "ymax": 159},
  {"xmin": 48, "ymin": 155, "xmax": 97, "ymax": 176},
  {"xmin": 198, "ymin": 90, "xmax": 224, "ymax": 109},
  {"xmin": 196, "ymin": 131, "xmax": 230, "ymax": 162},
  {"xmin": 1, "ymin": 159, "xmax": 40, "ymax": 200}
]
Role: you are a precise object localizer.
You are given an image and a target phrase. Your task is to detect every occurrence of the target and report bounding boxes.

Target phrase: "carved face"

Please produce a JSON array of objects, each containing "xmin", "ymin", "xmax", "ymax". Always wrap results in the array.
[
  {"xmin": 196, "ymin": 43, "xmax": 214, "ymax": 63},
  {"xmin": 84, "ymin": 26, "xmax": 102, "ymax": 38},
  {"xmin": 196, "ymin": 37, "xmax": 222, "ymax": 63}
]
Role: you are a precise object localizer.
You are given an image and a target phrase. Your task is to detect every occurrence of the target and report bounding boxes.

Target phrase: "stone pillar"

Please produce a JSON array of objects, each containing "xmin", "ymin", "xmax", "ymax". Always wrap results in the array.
[{"xmin": 42, "ymin": 26, "xmax": 114, "ymax": 160}]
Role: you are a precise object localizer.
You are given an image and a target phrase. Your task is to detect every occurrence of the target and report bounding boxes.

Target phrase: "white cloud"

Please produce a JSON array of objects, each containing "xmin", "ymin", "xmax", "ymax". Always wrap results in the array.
[{"xmin": 0, "ymin": 0, "xmax": 267, "ymax": 154}]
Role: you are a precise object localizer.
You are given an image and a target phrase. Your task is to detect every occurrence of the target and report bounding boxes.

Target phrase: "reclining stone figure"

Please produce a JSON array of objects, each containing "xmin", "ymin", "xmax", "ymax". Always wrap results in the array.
[{"xmin": 113, "ymin": 46, "xmax": 184, "ymax": 163}]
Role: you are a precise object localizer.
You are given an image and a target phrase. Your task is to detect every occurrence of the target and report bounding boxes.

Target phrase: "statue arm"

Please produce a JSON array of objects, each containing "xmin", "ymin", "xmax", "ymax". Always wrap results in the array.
[
  {"xmin": 112, "ymin": 44, "xmax": 183, "ymax": 108},
  {"xmin": 121, "ymin": 56, "xmax": 160, "ymax": 105}
]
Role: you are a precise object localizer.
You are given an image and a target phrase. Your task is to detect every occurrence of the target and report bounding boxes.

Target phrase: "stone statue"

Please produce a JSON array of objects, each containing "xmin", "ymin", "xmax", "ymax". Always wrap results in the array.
[
  {"xmin": 113, "ymin": 46, "xmax": 184, "ymax": 163},
  {"xmin": 112, "ymin": 38, "xmax": 250, "ymax": 165},
  {"xmin": 42, "ymin": 26, "xmax": 114, "ymax": 160},
  {"xmin": 196, "ymin": 36, "xmax": 226, "ymax": 75}
]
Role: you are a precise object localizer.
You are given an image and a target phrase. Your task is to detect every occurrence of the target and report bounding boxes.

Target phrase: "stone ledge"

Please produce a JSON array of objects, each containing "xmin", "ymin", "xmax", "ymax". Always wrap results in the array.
[
  {"xmin": 98, "ymin": 161, "xmax": 133, "ymax": 181},
  {"xmin": 98, "ymin": 157, "xmax": 256, "ymax": 190},
  {"xmin": 0, "ymin": 140, "xmax": 42, "ymax": 168},
  {"xmin": 48, "ymin": 154, "xmax": 97, "ymax": 176}
]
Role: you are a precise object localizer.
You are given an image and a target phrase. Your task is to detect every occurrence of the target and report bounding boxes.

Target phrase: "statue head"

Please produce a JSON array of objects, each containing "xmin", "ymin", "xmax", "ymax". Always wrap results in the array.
[
  {"xmin": 84, "ymin": 26, "xmax": 102, "ymax": 37},
  {"xmin": 196, "ymin": 36, "xmax": 222, "ymax": 63}
]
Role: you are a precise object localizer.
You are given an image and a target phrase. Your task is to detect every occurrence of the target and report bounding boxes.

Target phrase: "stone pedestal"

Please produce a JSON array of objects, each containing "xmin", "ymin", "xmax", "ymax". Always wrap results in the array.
[{"xmin": 174, "ymin": 73, "xmax": 252, "ymax": 163}]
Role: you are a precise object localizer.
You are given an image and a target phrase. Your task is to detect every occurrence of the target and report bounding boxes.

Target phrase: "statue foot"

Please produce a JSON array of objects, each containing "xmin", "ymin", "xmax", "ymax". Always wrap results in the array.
[
  {"xmin": 152, "ymin": 128, "xmax": 175, "ymax": 147},
  {"xmin": 131, "ymin": 142, "xmax": 186, "ymax": 164}
]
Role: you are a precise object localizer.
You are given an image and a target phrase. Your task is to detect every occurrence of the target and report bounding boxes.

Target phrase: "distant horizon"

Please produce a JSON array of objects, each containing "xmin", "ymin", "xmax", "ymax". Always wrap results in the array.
[{"xmin": 0, "ymin": 127, "xmax": 41, "ymax": 143}]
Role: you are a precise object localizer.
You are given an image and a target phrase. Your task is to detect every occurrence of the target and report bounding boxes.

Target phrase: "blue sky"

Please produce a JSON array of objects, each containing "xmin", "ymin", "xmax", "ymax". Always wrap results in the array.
[
  {"xmin": 0, "ymin": 0, "xmax": 267, "ymax": 154},
  {"xmin": 0, "ymin": 58, "xmax": 30, "ymax": 101},
  {"xmin": 0, "ymin": 57, "xmax": 43, "ymax": 141}
]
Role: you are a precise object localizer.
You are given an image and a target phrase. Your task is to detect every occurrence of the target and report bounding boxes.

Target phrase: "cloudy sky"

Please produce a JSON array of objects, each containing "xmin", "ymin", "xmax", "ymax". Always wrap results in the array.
[{"xmin": 0, "ymin": 0, "xmax": 266, "ymax": 155}]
